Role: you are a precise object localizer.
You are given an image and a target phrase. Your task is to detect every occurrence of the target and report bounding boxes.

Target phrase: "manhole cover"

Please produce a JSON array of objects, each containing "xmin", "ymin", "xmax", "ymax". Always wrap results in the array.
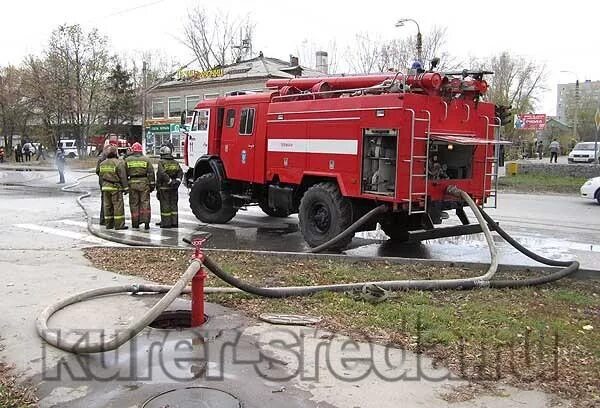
[
  {"xmin": 142, "ymin": 386, "xmax": 240, "ymax": 407},
  {"xmin": 259, "ymin": 313, "xmax": 322, "ymax": 325},
  {"xmin": 148, "ymin": 310, "xmax": 208, "ymax": 330}
]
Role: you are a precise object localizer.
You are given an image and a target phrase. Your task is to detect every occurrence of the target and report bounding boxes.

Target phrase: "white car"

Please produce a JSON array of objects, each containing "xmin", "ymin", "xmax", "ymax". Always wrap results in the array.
[
  {"xmin": 568, "ymin": 142, "xmax": 600, "ymax": 164},
  {"xmin": 580, "ymin": 176, "xmax": 600, "ymax": 204}
]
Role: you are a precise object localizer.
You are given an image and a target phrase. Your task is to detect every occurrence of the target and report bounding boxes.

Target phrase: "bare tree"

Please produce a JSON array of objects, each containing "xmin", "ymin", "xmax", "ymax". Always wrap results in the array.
[
  {"xmin": 0, "ymin": 65, "xmax": 30, "ymax": 150},
  {"xmin": 474, "ymin": 52, "xmax": 546, "ymax": 113},
  {"xmin": 379, "ymin": 26, "xmax": 460, "ymax": 72},
  {"xmin": 183, "ymin": 6, "xmax": 255, "ymax": 70},
  {"xmin": 345, "ymin": 26, "xmax": 459, "ymax": 75},
  {"xmin": 344, "ymin": 32, "xmax": 382, "ymax": 74}
]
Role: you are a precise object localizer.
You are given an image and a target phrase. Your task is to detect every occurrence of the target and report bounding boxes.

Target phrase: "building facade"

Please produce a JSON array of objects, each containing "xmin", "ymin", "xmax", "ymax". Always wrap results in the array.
[
  {"xmin": 556, "ymin": 79, "xmax": 600, "ymax": 124},
  {"xmin": 144, "ymin": 54, "xmax": 325, "ymax": 156}
]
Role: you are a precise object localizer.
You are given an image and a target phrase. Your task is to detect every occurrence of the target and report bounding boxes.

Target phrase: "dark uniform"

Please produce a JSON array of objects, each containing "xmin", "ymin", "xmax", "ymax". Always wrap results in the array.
[
  {"xmin": 95, "ymin": 150, "xmax": 108, "ymax": 225},
  {"xmin": 156, "ymin": 151, "xmax": 183, "ymax": 228},
  {"xmin": 125, "ymin": 152, "xmax": 155, "ymax": 229},
  {"xmin": 98, "ymin": 150, "xmax": 129, "ymax": 230}
]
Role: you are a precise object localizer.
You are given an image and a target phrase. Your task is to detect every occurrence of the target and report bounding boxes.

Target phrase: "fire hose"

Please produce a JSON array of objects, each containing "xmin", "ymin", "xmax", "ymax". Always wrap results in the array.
[{"xmin": 35, "ymin": 174, "xmax": 578, "ymax": 353}]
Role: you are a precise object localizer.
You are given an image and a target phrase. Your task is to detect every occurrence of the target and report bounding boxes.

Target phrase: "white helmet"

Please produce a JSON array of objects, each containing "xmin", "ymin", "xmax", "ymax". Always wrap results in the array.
[{"xmin": 159, "ymin": 146, "xmax": 172, "ymax": 156}]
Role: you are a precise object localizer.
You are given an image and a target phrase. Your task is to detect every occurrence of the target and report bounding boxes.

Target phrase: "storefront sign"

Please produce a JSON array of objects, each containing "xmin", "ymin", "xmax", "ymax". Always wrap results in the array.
[
  {"xmin": 149, "ymin": 124, "xmax": 171, "ymax": 133},
  {"xmin": 177, "ymin": 68, "xmax": 224, "ymax": 81}
]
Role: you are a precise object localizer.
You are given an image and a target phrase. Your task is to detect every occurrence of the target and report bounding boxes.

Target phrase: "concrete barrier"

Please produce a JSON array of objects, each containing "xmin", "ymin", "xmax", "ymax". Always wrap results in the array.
[{"xmin": 509, "ymin": 162, "xmax": 600, "ymax": 178}]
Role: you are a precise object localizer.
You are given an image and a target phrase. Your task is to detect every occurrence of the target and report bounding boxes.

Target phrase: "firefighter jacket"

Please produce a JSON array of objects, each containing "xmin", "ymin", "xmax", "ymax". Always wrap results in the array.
[
  {"xmin": 95, "ymin": 152, "xmax": 107, "ymax": 186},
  {"xmin": 157, "ymin": 157, "xmax": 183, "ymax": 190},
  {"xmin": 125, "ymin": 154, "xmax": 155, "ymax": 188},
  {"xmin": 98, "ymin": 157, "xmax": 128, "ymax": 192}
]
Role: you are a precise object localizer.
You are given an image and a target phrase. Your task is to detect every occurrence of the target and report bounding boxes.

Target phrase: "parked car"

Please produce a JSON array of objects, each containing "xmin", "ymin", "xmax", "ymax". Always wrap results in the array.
[
  {"xmin": 568, "ymin": 142, "xmax": 600, "ymax": 164},
  {"xmin": 580, "ymin": 176, "xmax": 600, "ymax": 204},
  {"xmin": 57, "ymin": 139, "xmax": 78, "ymax": 158}
]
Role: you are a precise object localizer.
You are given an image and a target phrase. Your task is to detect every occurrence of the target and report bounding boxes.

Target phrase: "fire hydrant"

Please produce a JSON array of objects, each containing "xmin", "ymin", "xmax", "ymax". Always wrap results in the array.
[{"xmin": 190, "ymin": 236, "xmax": 209, "ymax": 327}]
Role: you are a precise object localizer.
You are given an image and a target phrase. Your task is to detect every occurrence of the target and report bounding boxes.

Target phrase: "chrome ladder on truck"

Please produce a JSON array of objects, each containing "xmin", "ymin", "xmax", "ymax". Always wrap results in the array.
[
  {"xmin": 482, "ymin": 116, "xmax": 502, "ymax": 209},
  {"xmin": 404, "ymin": 109, "xmax": 432, "ymax": 215}
]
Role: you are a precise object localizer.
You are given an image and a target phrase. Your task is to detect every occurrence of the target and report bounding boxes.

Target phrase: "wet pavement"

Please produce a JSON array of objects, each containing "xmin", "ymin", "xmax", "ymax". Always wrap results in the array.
[{"xmin": 1, "ymin": 167, "xmax": 599, "ymax": 271}]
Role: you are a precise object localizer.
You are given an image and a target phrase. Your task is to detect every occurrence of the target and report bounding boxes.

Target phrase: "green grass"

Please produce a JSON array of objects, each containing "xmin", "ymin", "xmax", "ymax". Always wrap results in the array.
[{"xmin": 499, "ymin": 173, "xmax": 588, "ymax": 194}]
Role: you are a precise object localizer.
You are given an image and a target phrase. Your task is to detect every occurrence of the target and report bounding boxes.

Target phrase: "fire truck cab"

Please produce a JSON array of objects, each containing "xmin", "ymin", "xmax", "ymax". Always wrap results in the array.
[{"xmin": 183, "ymin": 70, "xmax": 508, "ymax": 249}]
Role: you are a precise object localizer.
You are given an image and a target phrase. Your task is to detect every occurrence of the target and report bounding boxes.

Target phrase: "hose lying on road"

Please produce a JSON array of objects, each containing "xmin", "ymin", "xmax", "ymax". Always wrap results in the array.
[{"xmin": 36, "ymin": 178, "xmax": 578, "ymax": 353}]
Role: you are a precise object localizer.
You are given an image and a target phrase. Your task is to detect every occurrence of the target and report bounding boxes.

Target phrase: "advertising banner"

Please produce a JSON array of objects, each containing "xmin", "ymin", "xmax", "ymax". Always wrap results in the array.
[{"xmin": 514, "ymin": 114, "xmax": 546, "ymax": 130}]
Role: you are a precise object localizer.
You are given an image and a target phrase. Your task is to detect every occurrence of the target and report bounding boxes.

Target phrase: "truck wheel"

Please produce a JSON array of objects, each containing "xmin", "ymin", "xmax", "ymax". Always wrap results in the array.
[
  {"xmin": 299, "ymin": 182, "xmax": 353, "ymax": 249},
  {"xmin": 189, "ymin": 173, "xmax": 237, "ymax": 224},
  {"xmin": 258, "ymin": 199, "xmax": 290, "ymax": 218}
]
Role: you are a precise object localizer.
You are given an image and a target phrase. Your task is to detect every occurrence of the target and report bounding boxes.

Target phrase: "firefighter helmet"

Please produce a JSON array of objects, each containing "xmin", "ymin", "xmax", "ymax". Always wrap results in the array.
[
  {"xmin": 159, "ymin": 146, "xmax": 172, "ymax": 156},
  {"xmin": 131, "ymin": 142, "xmax": 143, "ymax": 153},
  {"xmin": 105, "ymin": 145, "xmax": 118, "ymax": 158}
]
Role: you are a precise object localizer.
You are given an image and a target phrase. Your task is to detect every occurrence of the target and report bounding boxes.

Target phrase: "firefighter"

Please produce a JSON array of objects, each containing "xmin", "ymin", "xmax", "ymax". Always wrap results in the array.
[
  {"xmin": 98, "ymin": 145, "xmax": 128, "ymax": 230},
  {"xmin": 125, "ymin": 142, "xmax": 155, "ymax": 230},
  {"xmin": 156, "ymin": 146, "xmax": 182, "ymax": 228}
]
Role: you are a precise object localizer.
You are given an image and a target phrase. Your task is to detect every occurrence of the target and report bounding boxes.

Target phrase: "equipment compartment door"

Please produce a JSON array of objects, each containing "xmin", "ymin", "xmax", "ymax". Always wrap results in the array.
[{"xmin": 221, "ymin": 105, "xmax": 257, "ymax": 182}]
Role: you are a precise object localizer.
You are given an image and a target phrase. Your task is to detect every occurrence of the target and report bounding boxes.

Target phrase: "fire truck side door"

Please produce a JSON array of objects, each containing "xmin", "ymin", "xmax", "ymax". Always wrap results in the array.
[
  {"xmin": 220, "ymin": 106, "xmax": 257, "ymax": 182},
  {"xmin": 187, "ymin": 109, "xmax": 209, "ymax": 166}
]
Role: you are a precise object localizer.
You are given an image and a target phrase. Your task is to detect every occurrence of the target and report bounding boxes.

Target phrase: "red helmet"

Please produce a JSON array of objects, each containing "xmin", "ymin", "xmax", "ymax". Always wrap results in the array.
[{"xmin": 131, "ymin": 142, "xmax": 143, "ymax": 153}]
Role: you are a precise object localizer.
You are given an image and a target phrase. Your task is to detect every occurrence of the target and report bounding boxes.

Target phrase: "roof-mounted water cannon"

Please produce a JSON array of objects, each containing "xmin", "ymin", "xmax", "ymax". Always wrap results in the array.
[{"xmin": 441, "ymin": 70, "xmax": 494, "ymax": 101}]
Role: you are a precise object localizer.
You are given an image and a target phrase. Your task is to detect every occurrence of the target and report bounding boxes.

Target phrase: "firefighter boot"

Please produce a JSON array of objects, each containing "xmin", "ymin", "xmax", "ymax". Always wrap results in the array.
[{"xmin": 145, "ymin": 222, "xmax": 150, "ymax": 230}]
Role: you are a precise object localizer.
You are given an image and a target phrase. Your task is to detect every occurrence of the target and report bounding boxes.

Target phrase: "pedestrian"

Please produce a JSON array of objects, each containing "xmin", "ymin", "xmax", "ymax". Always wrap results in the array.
[
  {"xmin": 95, "ymin": 146, "xmax": 109, "ymax": 226},
  {"xmin": 156, "ymin": 146, "xmax": 182, "ymax": 228},
  {"xmin": 549, "ymin": 139, "xmax": 560, "ymax": 163},
  {"xmin": 23, "ymin": 142, "xmax": 32, "ymax": 162},
  {"xmin": 537, "ymin": 140, "xmax": 543, "ymax": 160},
  {"xmin": 125, "ymin": 142, "xmax": 155, "ymax": 230},
  {"xmin": 0, "ymin": 146, "xmax": 5, "ymax": 163},
  {"xmin": 56, "ymin": 147, "xmax": 66, "ymax": 184},
  {"xmin": 14, "ymin": 144, "xmax": 22, "ymax": 163},
  {"xmin": 98, "ymin": 145, "xmax": 128, "ymax": 230},
  {"xmin": 35, "ymin": 144, "xmax": 46, "ymax": 161}
]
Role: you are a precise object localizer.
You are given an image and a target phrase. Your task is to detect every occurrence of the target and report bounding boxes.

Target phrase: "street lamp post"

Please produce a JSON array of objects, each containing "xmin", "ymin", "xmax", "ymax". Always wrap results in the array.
[
  {"xmin": 395, "ymin": 18, "xmax": 422, "ymax": 63},
  {"xmin": 560, "ymin": 70, "xmax": 579, "ymax": 142}
]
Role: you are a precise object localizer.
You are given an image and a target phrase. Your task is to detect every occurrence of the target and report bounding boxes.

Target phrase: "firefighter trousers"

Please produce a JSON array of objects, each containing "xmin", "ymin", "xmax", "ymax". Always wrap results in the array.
[
  {"xmin": 99, "ymin": 183, "xmax": 105, "ymax": 225},
  {"xmin": 158, "ymin": 189, "xmax": 178, "ymax": 227},
  {"xmin": 102, "ymin": 190, "xmax": 125, "ymax": 229},
  {"xmin": 129, "ymin": 182, "xmax": 151, "ymax": 228}
]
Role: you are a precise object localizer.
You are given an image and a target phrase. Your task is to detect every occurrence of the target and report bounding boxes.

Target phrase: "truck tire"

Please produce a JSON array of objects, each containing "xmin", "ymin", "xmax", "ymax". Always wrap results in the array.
[
  {"xmin": 258, "ymin": 199, "xmax": 290, "ymax": 218},
  {"xmin": 299, "ymin": 182, "xmax": 353, "ymax": 249},
  {"xmin": 189, "ymin": 173, "xmax": 237, "ymax": 224}
]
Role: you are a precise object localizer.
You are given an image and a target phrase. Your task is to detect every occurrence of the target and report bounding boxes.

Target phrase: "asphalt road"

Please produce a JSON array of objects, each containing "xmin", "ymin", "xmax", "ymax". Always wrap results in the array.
[{"xmin": 1, "ymin": 167, "xmax": 598, "ymax": 270}]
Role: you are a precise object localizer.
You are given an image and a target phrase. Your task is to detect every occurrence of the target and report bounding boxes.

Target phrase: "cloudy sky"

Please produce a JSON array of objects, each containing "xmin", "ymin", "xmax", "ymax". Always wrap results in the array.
[{"xmin": 1, "ymin": 0, "xmax": 596, "ymax": 115}]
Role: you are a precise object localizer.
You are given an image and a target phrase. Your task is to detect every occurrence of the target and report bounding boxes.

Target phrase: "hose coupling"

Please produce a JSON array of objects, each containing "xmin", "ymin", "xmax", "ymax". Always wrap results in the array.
[{"xmin": 445, "ymin": 185, "xmax": 461, "ymax": 197}]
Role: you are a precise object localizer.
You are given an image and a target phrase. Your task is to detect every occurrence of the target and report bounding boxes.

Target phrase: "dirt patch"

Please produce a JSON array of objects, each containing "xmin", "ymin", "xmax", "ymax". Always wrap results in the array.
[
  {"xmin": 84, "ymin": 247, "xmax": 600, "ymax": 407},
  {"xmin": 0, "ymin": 344, "xmax": 37, "ymax": 408}
]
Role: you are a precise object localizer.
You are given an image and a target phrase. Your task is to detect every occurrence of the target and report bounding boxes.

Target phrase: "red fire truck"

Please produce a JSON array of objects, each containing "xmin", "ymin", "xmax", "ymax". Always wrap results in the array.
[{"xmin": 182, "ymin": 69, "xmax": 509, "ymax": 249}]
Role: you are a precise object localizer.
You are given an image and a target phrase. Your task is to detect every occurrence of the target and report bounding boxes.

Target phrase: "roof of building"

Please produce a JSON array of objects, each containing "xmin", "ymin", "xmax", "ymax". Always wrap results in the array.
[
  {"xmin": 156, "ymin": 55, "xmax": 326, "ymax": 90},
  {"xmin": 546, "ymin": 117, "xmax": 571, "ymax": 129}
]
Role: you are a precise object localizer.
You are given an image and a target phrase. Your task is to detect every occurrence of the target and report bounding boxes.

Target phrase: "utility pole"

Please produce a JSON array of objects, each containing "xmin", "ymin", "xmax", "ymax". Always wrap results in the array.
[
  {"xmin": 574, "ymin": 79, "xmax": 579, "ymax": 142},
  {"xmin": 141, "ymin": 61, "xmax": 148, "ymax": 154}
]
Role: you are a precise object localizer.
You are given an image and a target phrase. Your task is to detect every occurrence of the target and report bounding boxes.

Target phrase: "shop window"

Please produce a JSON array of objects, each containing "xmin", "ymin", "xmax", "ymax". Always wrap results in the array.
[
  {"xmin": 168, "ymin": 97, "xmax": 182, "ymax": 118},
  {"xmin": 152, "ymin": 98, "xmax": 164, "ymax": 118},
  {"xmin": 186, "ymin": 95, "xmax": 200, "ymax": 116}
]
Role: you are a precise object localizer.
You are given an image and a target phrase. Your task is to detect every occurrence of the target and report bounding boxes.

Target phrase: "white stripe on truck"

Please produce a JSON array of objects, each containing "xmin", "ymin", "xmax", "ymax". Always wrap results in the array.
[{"xmin": 267, "ymin": 139, "xmax": 358, "ymax": 155}]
